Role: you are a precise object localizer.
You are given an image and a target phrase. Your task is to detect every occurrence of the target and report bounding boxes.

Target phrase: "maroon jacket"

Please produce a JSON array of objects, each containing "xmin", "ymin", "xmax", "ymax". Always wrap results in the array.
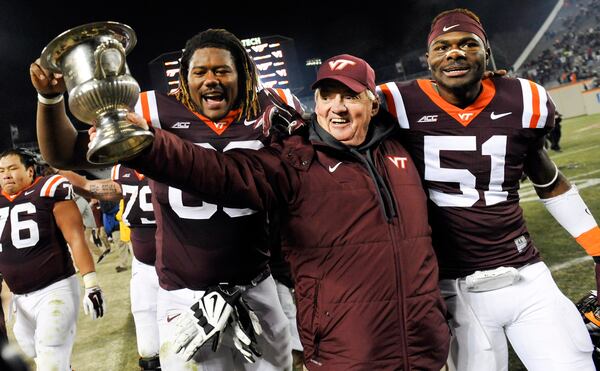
[{"xmin": 127, "ymin": 115, "xmax": 450, "ymax": 370}]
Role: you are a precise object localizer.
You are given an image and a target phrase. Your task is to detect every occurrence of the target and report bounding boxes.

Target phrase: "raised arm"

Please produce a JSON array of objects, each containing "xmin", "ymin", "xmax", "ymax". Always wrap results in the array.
[
  {"xmin": 124, "ymin": 124, "xmax": 295, "ymax": 211},
  {"xmin": 30, "ymin": 59, "xmax": 93, "ymax": 169}
]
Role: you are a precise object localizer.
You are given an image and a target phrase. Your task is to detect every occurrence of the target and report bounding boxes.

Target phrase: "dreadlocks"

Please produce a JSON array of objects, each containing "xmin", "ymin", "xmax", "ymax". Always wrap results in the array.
[{"xmin": 174, "ymin": 29, "xmax": 260, "ymax": 122}]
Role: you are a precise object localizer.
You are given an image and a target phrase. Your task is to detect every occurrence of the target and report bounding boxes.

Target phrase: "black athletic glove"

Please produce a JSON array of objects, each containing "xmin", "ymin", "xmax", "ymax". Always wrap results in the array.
[{"xmin": 228, "ymin": 297, "xmax": 263, "ymax": 362}]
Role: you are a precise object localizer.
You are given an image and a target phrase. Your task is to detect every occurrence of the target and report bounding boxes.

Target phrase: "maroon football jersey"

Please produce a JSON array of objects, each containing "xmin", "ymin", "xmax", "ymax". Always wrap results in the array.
[
  {"xmin": 135, "ymin": 91, "xmax": 276, "ymax": 290},
  {"xmin": 378, "ymin": 77, "xmax": 555, "ymax": 279},
  {"xmin": 0, "ymin": 175, "xmax": 76, "ymax": 294},
  {"xmin": 111, "ymin": 164, "xmax": 157, "ymax": 265}
]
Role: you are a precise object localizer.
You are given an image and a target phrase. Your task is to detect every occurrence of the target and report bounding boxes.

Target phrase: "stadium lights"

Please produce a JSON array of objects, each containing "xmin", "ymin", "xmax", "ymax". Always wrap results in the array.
[{"xmin": 306, "ymin": 58, "xmax": 322, "ymax": 66}]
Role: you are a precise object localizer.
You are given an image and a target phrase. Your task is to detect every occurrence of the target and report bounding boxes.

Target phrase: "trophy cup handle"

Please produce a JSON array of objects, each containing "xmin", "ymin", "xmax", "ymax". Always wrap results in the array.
[{"xmin": 93, "ymin": 39, "xmax": 127, "ymax": 79}]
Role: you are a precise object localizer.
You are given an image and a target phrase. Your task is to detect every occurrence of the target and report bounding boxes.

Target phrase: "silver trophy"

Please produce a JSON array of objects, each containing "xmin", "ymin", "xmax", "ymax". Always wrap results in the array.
[{"xmin": 40, "ymin": 21, "xmax": 153, "ymax": 164}]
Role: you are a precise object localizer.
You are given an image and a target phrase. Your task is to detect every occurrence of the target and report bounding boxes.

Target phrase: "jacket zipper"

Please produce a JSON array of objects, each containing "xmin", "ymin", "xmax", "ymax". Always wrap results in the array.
[
  {"xmin": 312, "ymin": 280, "xmax": 321, "ymax": 360},
  {"xmin": 388, "ymin": 203, "xmax": 410, "ymax": 370}
]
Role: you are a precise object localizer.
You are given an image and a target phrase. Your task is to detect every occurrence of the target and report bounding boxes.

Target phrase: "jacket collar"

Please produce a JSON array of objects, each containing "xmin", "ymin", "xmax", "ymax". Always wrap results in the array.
[{"xmin": 308, "ymin": 112, "xmax": 397, "ymax": 153}]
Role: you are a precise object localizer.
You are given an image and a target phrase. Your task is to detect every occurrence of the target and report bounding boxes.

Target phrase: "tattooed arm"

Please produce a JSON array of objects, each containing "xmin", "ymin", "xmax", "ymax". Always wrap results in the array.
[{"xmin": 59, "ymin": 170, "xmax": 123, "ymax": 201}]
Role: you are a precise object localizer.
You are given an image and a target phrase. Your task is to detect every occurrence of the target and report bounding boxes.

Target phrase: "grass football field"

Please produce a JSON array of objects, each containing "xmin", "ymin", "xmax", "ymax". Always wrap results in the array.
[{"xmin": 4, "ymin": 113, "xmax": 600, "ymax": 370}]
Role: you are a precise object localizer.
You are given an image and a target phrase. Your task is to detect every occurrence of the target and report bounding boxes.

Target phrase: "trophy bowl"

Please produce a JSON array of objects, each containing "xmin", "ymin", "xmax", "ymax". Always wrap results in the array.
[{"xmin": 40, "ymin": 21, "xmax": 153, "ymax": 165}]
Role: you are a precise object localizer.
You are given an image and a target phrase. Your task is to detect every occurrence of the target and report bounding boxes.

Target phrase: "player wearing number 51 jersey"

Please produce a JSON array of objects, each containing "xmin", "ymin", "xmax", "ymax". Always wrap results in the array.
[
  {"xmin": 0, "ymin": 149, "xmax": 104, "ymax": 371},
  {"xmin": 378, "ymin": 8, "xmax": 599, "ymax": 371},
  {"xmin": 379, "ymin": 75, "xmax": 549, "ymax": 278}
]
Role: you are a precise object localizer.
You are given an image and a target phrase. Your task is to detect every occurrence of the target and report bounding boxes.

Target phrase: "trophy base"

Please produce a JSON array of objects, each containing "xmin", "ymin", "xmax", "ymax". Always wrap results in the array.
[{"xmin": 87, "ymin": 111, "xmax": 154, "ymax": 165}]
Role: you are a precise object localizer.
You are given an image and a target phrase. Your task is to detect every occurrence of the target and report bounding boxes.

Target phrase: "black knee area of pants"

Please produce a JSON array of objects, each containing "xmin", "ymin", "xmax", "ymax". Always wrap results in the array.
[{"xmin": 139, "ymin": 356, "xmax": 160, "ymax": 370}]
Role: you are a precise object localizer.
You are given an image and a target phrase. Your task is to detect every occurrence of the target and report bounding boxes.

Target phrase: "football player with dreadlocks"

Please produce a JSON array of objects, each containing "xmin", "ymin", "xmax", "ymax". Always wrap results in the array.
[{"xmin": 31, "ymin": 28, "xmax": 301, "ymax": 370}]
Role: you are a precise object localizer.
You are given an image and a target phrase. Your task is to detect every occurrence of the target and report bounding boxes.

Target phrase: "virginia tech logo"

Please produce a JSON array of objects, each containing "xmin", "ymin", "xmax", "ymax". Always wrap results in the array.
[
  {"xmin": 328, "ymin": 59, "xmax": 357, "ymax": 70},
  {"xmin": 458, "ymin": 112, "xmax": 474, "ymax": 121},
  {"xmin": 387, "ymin": 156, "xmax": 408, "ymax": 169}
]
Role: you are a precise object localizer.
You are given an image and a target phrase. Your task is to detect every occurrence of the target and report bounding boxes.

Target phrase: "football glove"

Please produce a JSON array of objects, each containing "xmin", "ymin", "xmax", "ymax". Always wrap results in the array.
[
  {"xmin": 256, "ymin": 88, "xmax": 305, "ymax": 137},
  {"xmin": 576, "ymin": 290, "xmax": 600, "ymax": 330},
  {"xmin": 576, "ymin": 290, "xmax": 600, "ymax": 368},
  {"xmin": 82, "ymin": 272, "xmax": 106, "ymax": 320},
  {"xmin": 173, "ymin": 285, "xmax": 243, "ymax": 361},
  {"xmin": 228, "ymin": 296, "xmax": 263, "ymax": 363}
]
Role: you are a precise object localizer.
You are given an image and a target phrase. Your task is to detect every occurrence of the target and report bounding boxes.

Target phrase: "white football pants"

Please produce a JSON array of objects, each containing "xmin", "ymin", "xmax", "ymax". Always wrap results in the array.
[
  {"xmin": 440, "ymin": 262, "xmax": 594, "ymax": 371},
  {"xmin": 275, "ymin": 280, "xmax": 303, "ymax": 352},
  {"xmin": 12, "ymin": 275, "xmax": 79, "ymax": 371},
  {"xmin": 131, "ymin": 256, "xmax": 160, "ymax": 358}
]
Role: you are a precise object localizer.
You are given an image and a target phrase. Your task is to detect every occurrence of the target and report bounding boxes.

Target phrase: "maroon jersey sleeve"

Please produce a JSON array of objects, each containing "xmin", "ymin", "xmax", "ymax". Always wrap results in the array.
[
  {"xmin": 0, "ymin": 176, "xmax": 76, "ymax": 294},
  {"xmin": 377, "ymin": 77, "xmax": 553, "ymax": 279}
]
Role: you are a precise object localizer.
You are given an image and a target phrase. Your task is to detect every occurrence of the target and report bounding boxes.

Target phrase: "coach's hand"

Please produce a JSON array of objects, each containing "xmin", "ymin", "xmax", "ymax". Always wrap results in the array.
[
  {"xmin": 82, "ymin": 272, "xmax": 106, "ymax": 320},
  {"xmin": 172, "ymin": 285, "xmax": 242, "ymax": 361},
  {"xmin": 88, "ymin": 112, "xmax": 149, "ymax": 147}
]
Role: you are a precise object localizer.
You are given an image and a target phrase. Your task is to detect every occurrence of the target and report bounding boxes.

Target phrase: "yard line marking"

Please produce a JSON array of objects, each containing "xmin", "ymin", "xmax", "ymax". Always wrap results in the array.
[
  {"xmin": 549, "ymin": 255, "xmax": 592, "ymax": 272},
  {"xmin": 568, "ymin": 169, "xmax": 600, "ymax": 179},
  {"xmin": 574, "ymin": 123, "xmax": 600, "ymax": 133},
  {"xmin": 520, "ymin": 170, "xmax": 600, "ymax": 192},
  {"xmin": 519, "ymin": 177, "xmax": 600, "ymax": 202},
  {"xmin": 550, "ymin": 144, "xmax": 599, "ymax": 160}
]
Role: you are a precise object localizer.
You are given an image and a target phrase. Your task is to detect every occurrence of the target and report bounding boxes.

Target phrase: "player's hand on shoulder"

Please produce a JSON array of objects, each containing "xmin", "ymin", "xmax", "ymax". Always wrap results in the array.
[
  {"xmin": 82, "ymin": 272, "xmax": 106, "ymax": 320},
  {"xmin": 483, "ymin": 69, "xmax": 508, "ymax": 79},
  {"xmin": 257, "ymin": 88, "xmax": 305, "ymax": 137},
  {"xmin": 29, "ymin": 58, "xmax": 66, "ymax": 96}
]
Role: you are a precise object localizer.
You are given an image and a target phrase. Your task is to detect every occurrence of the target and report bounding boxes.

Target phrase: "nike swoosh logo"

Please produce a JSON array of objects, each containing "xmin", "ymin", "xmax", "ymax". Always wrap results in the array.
[
  {"xmin": 490, "ymin": 112, "xmax": 512, "ymax": 120},
  {"xmin": 443, "ymin": 24, "xmax": 460, "ymax": 32},
  {"xmin": 244, "ymin": 119, "xmax": 257, "ymax": 126},
  {"xmin": 166, "ymin": 313, "xmax": 181, "ymax": 323},
  {"xmin": 328, "ymin": 162, "xmax": 342, "ymax": 173},
  {"xmin": 24, "ymin": 190, "xmax": 35, "ymax": 196}
]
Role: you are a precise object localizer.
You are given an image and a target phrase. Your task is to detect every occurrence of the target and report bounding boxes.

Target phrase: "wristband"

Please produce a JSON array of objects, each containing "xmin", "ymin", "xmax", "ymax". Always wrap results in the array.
[
  {"xmin": 531, "ymin": 162, "xmax": 558, "ymax": 188},
  {"xmin": 82, "ymin": 271, "xmax": 99, "ymax": 289},
  {"xmin": 37, "ymin": 93, "xmax": 64, "ymax": 105}
]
